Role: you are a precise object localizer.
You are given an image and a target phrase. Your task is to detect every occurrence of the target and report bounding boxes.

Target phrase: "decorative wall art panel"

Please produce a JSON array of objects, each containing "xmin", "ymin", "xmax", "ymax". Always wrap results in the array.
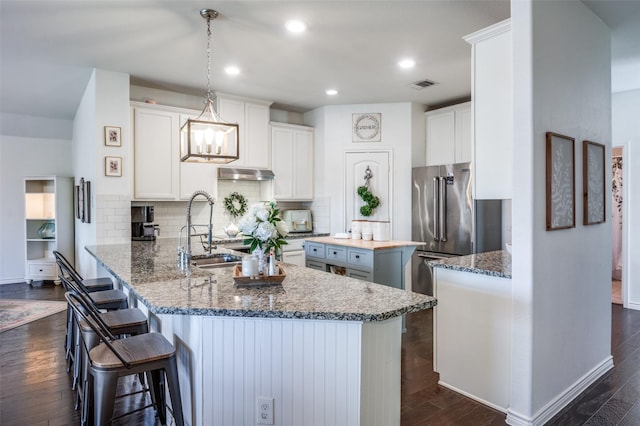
[
  {"xmin": 583, "ymin": 140, "xmax": 606, "ymax": 225},
  {"xmin": 546, "ymin": 132, "xmax": 575, "ymax": 231}
]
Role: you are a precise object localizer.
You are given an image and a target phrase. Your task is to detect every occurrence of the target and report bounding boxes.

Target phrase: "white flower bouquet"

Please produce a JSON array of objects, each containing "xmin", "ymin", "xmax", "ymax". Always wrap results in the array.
[{"xmin": 238, "ymin": 201, "xmax": 289, "ymax": 255}]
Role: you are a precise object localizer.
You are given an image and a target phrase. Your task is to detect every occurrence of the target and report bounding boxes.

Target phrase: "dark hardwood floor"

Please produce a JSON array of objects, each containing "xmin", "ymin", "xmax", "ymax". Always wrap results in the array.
[{"xmin": 2, "ymin": 281, "xmax": 640, "ymax": 425}]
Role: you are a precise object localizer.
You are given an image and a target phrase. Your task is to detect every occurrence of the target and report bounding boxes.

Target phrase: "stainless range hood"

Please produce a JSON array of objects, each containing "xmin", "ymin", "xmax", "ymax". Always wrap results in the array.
[{"xmin": 217, "ymin": 168, "xmax": 275, "ymax": 181}]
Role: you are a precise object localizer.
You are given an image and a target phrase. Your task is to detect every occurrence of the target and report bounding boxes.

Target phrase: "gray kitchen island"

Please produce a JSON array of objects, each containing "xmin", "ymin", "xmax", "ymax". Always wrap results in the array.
[{"xmin": 86, "ymin": 239, "xmax": 436, "ymax": 426}]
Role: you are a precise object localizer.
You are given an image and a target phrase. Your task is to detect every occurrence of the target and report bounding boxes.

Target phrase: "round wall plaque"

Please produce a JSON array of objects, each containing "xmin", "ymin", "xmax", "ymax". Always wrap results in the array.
[{"xmin": 353, "ymin": 113, "xmax": 381, "ymax": 142}]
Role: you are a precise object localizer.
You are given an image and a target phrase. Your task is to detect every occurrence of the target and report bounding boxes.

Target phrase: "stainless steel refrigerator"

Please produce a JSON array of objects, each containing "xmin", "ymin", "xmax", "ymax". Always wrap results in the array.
[{"xmin": 411, "ymin": 163, "xmax": 502, "ymax": 295}]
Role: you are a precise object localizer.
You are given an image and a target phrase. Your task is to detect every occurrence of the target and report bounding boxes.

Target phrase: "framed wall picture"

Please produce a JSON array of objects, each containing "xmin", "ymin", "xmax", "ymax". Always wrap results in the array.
[
  {"xmin": 83, "ymin": 179, "xmax": 91, "ymax": 224},
  {"xmin": 75, "ymin": 185, "xmax": 81, "ymax": 219},
  {"xmin": 583, "ymin": 140, "xmax": 606, "ymax": 225},
  {"xmin": 352, "ymin": 113, "xmax": 381, "ymax": 142},
  {"xmin": 105, "ymin": 156, "xmax": 122, "ymax": 177},
  {"xmin": 104, "ymin": 126, "xmax": 122, "ymax": 147},
  {"xmin": 546, "ymin": 132, "xmax": 575, "ymax": 231}
]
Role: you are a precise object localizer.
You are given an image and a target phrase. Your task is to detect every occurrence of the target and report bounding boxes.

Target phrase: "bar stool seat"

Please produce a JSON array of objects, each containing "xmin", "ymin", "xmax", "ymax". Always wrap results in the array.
[{"xmin": 82, "ymin": 277, "xmax": 114, "ymax": 293}]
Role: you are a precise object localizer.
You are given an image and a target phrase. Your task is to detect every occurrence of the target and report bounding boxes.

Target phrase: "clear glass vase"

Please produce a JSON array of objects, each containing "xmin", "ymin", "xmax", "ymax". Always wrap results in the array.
[
  {"xmin": 37, "ymin": 221, "xmax": 55, "ymax": 239},
  {"xmin": 252, "ymin": 248, "xmax": 267, "ymax": 275}
]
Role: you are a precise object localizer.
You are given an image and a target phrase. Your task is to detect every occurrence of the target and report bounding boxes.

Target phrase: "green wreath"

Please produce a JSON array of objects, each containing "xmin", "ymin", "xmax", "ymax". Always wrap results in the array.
[
  {"xmin": 223, "ymin": 192, "xmax": 248, "ymax": 218},
  {"xmin": 357, "ymin": 185, "xmax": 380, "ymax": 217}
]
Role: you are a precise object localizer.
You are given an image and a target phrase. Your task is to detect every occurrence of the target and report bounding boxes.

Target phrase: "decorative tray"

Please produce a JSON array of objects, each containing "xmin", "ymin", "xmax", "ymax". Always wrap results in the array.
[{"xmin": 232, "ymin": 264, "xmax": 286, "ymax": 287}]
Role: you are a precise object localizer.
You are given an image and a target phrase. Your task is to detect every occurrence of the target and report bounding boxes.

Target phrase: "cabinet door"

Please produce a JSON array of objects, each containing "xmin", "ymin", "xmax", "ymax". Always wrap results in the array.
[
  {"xmin": 282, "ymin": 250, "xmax": 305, "ymax": 267},
  {"xmin": 293, "ymin": 130, "xmax": 314, "ymax": 199},
  {"xmin": 271, "ymin": 127, "xmax": 295, "ymax": 199},
  {"xmin": 217, "ymin": 97, "xmax": 246, "ymax": 167},
  {"xmin": 244, "ymin": 102, "xmax": 271, "ymax": 168},
  {"xmin": 426, "ymin": 110, "xmax": 455, "ymax": 166},
  {"xmin": 454, "ymin": 105, "xmax": 472, "ymax": 163},
  {"xmin": 178, "ymin": 114, "xmax": 219, "ymax": 200},
  {"xmin": 471, "ymin": 24, "xmax": 512, "ymax": 199},
  {"xmin": 134, "ymin": 108, "xmax": 178, "ymax": 199}
]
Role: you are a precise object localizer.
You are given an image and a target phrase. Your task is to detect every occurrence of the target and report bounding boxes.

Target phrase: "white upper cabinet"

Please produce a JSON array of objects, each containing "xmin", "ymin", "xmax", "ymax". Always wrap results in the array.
[
  {"xmin": 132, "ymin": 103, "xmax": 218, "ymax": 201},
  {"xmin": 270, "ymin": 122, "xmax": 314, "ymax": 201},
  {"xmin": 216, "ymin": 94, "xmax": 272, "ymax": 169},
  {"xmin": 425, "ymin": 102, "xmax": 471, "ymax": 166},
  {"xmin": 133, "ymin": 106, "xmax": 178, "ymax": 200},
  {"xmin": 464, "ymin": 19, "xmax": 513, "ymax": 199}
]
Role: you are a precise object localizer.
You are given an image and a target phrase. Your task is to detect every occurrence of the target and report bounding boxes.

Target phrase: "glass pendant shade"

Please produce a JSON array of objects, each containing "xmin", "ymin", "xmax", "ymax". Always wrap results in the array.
[{"xmin": 180, "ymin": 100, "xmax": 239, "ymax": 163}]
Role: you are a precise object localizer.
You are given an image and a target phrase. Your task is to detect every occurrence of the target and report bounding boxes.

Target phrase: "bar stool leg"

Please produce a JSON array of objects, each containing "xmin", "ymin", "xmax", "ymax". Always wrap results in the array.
[
  {"xmin": 93, "ymin": 370, "xmax": 118, "ymax": 426},
  {"xmin": 150, "ymin": 369, "xmax": 167, "ymax": 424},
  {"xmin": 165, "ymin": 358, "xmax": 185, "ymax": 426}
]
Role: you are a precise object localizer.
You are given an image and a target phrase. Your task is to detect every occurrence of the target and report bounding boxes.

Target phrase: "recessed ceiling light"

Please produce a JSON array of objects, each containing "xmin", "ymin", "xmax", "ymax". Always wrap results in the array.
[
  {"xmin": 285, "ymin": 20, "xmax": 306, "ymax": 33},
  {"xmin": 398, "ymin": 59, "xmax": 416, "ymax": 69},
  {"xmin": 326, "ymin": 89, "xmax": 338, "ymax": 96},
  {"xmin": 225, "ymin": 66, "xmax": 240, "ymax": 75}
]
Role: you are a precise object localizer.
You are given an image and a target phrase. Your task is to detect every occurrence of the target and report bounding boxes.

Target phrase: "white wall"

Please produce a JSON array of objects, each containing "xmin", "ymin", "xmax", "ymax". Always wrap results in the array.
[
  {"xmin": 0, "ymin": 130, "xmax": 72, "ymax": 283},
  {"xmin": 73, "ymin": 69, "xmax": 130, "ymax": 278},
  {"xmin": 304, "ymin": 102, "xmax": 422, "ymax": 241},
  {"xmin": 509, "ymin": 1, "xmax": 612, "ymax": 425},
  {"xmin": 612, "ymin": 89, "xmax": 640, "ymax": 310}
]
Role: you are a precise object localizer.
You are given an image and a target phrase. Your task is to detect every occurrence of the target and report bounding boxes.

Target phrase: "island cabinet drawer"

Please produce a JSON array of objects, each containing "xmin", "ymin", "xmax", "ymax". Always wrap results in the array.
[
  {"xmin": 306, "ymin": 242, "xmax": 325, "ymax": 259},
  {"xmin": 346, "ymin": 268, "xmax": 373, "ymax": 282},
  {"xmin": 347, "ymin": 248, "xmax": 373, "ymax": 271},
  {"xmin": 325, "ymin": 244, "xmax": 347, "ymax": 264},
  {"xmin": 306, "ymin": 260, "xmax": 326, "ymax": 272}
]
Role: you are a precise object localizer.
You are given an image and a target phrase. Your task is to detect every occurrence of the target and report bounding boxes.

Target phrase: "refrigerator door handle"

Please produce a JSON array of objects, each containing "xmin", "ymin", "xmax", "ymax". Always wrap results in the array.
[
  {"xmin": 439, "ymin": 176, "xmax": 447, "ymax": 242},
  {"xmin": 433, "ymin": 177, "xmax": 440, "ymax": 241}
]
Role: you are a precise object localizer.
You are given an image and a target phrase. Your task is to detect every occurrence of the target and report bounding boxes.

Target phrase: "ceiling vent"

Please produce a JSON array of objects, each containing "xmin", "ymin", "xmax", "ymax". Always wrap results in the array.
[{"xmin": 409, "ymin": 79, "xmax": 437, "ymax": 90}]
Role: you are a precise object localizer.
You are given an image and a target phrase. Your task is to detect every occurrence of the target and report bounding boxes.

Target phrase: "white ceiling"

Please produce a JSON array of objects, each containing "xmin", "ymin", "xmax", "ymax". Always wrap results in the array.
[{"xmin": 1, "ymin": 1, "xmax": 638, "ymax": 121}]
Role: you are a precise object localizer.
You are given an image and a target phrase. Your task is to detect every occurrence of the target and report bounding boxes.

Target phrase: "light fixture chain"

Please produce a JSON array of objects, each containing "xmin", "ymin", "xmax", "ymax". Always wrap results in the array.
[{"xmin": 206, "ymin": 15, "xmax": 214, "ymax": 103}]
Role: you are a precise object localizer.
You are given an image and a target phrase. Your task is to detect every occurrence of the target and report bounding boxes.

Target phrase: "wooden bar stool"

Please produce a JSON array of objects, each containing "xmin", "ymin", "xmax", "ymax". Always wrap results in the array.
[
  {"xmin": 59, "ymin": 274, "xmax": 129, "ymax": 389},
  {"xmin": 65, "ymin": 292, "xmax": 184, "ymax": 426},
  {"xmin": 68, "ymin": 291, "xmax": 149, "ymax": 425},
  {"xmin": 54, "ymin": 250, "xmax": 114, "ymax": 292},
  {"xmin": 54, "ymin": 250, "xmax": 119, "ymax": 366}
]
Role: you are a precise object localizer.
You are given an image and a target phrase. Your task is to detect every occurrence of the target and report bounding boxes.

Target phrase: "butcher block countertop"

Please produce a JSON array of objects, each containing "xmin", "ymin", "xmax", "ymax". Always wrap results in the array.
[{"xmin": 304, "ymin": 236, "xmax": 424, "ymax": 250}]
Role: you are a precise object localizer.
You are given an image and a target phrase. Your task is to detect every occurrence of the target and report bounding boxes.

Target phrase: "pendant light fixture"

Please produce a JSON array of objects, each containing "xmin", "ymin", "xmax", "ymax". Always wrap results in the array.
[{"xmin": 180, "ymin": 9, "xmax": 239, "ymax": 163}]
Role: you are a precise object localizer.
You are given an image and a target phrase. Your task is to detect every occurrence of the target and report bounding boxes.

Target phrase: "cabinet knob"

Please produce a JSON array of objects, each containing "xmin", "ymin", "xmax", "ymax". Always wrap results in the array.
[
  {"xmin": 39, "ymin": 269, "xmax": 43, "ymax": 272},
  {"xmin": 355, "ymin": 255, "xmax": 360, "ymax": 259},
  {"xmin": 333, "ymin": 251, "xmax": 337, "ymax": 255}
]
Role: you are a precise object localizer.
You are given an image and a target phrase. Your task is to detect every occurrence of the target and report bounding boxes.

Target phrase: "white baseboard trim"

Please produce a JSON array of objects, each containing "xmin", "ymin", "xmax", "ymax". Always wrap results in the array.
[
  {"xmin": 506, "ymin": 355, "xmax": 613, "ymax": 426},
  {"xmin": 0, "ymin": 278, "xmax": 26, "ymax": 285},
  {"xmin": 625, "ymin": 301, "xmax": 640, "ymax": 311},
  {"xmin": 438, "ymin": 380, "xmax": 507, "ymax": 413}
]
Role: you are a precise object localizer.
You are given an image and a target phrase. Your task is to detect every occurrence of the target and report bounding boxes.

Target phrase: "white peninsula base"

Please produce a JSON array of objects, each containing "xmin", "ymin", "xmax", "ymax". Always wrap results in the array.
[
  {"xmin": 143, "ymin": 308, "xmax": 402, "ymax": 426},
  {"xmin": 433, "ymin": 267, "xmax": 511, "ymax": 412}
]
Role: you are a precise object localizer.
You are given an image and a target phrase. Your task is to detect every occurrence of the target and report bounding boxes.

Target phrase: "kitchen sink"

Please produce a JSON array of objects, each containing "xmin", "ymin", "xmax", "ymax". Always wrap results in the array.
[{"xmin": 191, "ymin": 253, "xmax": 243, "ymax": 269}]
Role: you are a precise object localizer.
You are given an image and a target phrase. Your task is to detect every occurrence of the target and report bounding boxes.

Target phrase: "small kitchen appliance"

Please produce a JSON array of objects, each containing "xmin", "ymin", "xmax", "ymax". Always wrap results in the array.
[
  {"xmin": 411, "ymin": 163, "xmax": 502, "ymax": 295},
  {"xmin": 131, "ymin": 206, "xmax": 159, "ymax": 241},
  {"xmin": 282, "ymin": 210, "xmax": 312, "ymax": 233}
]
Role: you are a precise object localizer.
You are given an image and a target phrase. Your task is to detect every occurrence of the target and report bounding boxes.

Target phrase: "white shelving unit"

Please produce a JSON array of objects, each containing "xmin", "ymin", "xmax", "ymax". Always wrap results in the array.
[{"xmin": 24, "ymin": 176, "xmax": 74, "ymax": 284}]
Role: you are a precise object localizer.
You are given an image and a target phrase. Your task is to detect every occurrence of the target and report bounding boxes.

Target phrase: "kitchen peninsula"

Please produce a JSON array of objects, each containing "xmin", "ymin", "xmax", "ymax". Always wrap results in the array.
[
  {"xmin": 86, "ymin": 239, "xmax": 436, "ymax": 426},
  {"xmin": 430, "ymin": 250, "xmax": 512, "ymax": 412}
]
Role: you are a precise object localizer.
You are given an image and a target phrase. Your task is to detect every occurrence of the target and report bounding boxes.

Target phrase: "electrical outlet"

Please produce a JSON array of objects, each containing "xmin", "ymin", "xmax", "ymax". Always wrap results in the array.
[{"xmin": 257, "ymin": 397, "xmax": 274, "ymax": 425}]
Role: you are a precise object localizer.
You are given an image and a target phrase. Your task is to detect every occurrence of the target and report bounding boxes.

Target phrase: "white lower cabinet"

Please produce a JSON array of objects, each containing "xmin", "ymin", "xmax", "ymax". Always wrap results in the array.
[
  {"xmin": 132, "ymin": 103, "xmax": 218, "ymax": 201},
  {"xmin": 280, "ymin": 238, "xmax": 306, "ymax": 267},
  {"xmin": 271, "ymin": 122, "xmax": 314, "ymax": 201}
]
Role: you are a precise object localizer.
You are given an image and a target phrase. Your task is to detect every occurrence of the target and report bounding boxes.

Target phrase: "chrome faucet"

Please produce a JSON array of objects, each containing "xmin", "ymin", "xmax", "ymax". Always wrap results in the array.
[{"xmin": 178, "ymin": 190, "xmax": 215, "ymax": 270}]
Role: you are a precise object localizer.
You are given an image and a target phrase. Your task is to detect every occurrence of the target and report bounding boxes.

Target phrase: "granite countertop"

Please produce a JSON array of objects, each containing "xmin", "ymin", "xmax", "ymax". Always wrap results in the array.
[
  {"xmin": 85, "ymin": 238, "xmax": 436, "ymax": 322},
  {"xmin": 429, "ymin": 250, "xmax": 512, "ymax": 279},
  {"xmin": 305, "ymin": 236, "xmax": 424, "ymax": 250},
  {"xmin": 210, "ymin": 232, "xmax": 330, "ymax": 246}
]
